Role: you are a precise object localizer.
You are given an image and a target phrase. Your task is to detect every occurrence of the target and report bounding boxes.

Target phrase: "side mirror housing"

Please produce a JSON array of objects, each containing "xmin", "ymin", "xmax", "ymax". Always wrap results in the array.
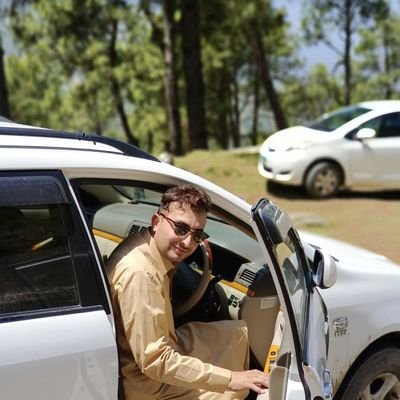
[
  {"xmin": 312, "ymin": 249, "xmax": 337, "ymax": 289},
  {"xmin": 355, "ymin": 127, "xmax": 376, "ymax": 140}
]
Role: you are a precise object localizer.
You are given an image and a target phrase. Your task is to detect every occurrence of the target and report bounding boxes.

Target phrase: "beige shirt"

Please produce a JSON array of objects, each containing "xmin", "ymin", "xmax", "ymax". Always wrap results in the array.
[{"xmin": 107, "ymin": 229, "xmax": 248, "ymax": 399}]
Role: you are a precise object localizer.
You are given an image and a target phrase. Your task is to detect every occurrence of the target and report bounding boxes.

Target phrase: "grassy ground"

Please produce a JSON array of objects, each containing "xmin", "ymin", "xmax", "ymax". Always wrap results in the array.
[{"xmin": 175, "ymin": 150, "xmax": 400, "ymax": 265}]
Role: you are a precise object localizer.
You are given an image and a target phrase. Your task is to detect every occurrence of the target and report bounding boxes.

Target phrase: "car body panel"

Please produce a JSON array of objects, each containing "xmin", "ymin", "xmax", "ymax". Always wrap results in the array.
[
  {"xmin": 0, "ymin": 310, "xmax": 118, "ymax": 400},
  {"xmin": 300, "ymin": 230, "xmax": 400, "ymax": 392},
  {"xmin": 2, "ymin": 123, "xmax": 400, "ymax": 399}
]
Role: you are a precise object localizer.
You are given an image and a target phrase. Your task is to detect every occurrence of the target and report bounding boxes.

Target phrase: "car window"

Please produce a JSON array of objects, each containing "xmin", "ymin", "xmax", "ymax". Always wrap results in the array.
[
  {"xmin": 0, "ymin": 204, "xmax": 79, "ymax": 314},
  {"xmin": 0, "ymin": 173, "xmax": 103, "ymax": 316},
  {"xmin": 360, "ymin": 112, "xmax": 400, "ymax": 138},
  {"xmin": 0, "ymin": 175, "xmax": 79, "ymax": 314},
  {"xmin": 308, "ymin": 105, "xmax": 370, "ymax": 132},
  {"xmin": 275, "ymin": 229, "xmax": 309, "ymax": 349}
]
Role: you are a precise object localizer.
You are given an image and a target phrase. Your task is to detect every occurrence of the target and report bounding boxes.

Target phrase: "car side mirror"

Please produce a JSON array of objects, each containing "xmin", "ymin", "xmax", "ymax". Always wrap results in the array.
[
  {"xmin": 355, "ymin": 127, "xmax": 376, "ymax": 140},
  {"xmin": 312, "ymin": 248, "xmax": 337, "ymax": 289}
]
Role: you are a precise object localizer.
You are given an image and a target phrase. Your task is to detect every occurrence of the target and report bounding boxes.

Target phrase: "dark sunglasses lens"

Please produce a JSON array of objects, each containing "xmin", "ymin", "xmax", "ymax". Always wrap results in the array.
[
  {"xmin": 174, "ymin": 223, "xmax": 190, "ymax": 237},
  {"xmin": 193, "ymin": 231, "xmax": 209, "ymax": 244}
]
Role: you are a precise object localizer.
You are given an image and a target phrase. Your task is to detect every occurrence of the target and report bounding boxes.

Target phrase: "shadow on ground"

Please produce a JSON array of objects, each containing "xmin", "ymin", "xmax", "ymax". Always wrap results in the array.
[{"xmin": 266, "ymin": 181, "xmax": 400, "ymax": 201}]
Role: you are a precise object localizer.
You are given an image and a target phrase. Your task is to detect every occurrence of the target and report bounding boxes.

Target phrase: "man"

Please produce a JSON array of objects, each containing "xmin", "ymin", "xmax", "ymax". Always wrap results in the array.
[{"xmin": 107, "ymin": 184, "xmax": 269, "ymax": 399}]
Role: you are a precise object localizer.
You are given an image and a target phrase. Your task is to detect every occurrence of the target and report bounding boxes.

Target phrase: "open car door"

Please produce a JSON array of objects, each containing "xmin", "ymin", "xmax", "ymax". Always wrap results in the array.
[{"xmin": 251, "ymin": 199, "xmax": 335, "ymax": 400}]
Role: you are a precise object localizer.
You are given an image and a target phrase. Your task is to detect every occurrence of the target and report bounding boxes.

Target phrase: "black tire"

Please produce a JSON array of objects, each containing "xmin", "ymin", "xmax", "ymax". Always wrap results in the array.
[
  {"xmin": 304, "ymin": 162, "xmax": 342, "ymax": 198},
  {"xmin": 338, "ymin": 347, "xmax": 400, "ymax": 400}
]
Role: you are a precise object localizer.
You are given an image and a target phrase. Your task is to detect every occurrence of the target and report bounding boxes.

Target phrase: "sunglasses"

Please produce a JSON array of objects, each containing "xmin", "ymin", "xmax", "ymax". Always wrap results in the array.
[{"xmin": 159, "ymin": 212, "xmax": 209, "ymax": 244}]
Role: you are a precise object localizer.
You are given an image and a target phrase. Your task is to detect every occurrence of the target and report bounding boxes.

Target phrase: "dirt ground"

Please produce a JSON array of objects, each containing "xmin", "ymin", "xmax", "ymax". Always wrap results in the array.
[{"xmin": 264, "ymin": 185, "xmax": 400, "ymax": 265}]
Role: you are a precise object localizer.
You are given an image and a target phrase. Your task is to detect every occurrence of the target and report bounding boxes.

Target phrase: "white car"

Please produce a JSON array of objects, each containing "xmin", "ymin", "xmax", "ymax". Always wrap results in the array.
[
  {"xmin": 1, "ymin": 120, "xmax": 400, "ymax": 400},
  {"xmin": 258, "ymin": 100, "xmax": 400, "ymax": 198}
]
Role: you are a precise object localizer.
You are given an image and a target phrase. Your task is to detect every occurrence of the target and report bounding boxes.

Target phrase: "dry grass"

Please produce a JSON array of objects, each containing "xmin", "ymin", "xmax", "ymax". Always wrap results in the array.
[{"xmin": 176, "ymin": 150, "xmax": 400, "ymax": 265}]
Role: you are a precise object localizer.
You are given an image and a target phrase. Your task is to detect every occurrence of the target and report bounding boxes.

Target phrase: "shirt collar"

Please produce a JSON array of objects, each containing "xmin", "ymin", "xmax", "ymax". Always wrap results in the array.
[{"xmin": 143, "ymin": 228, "xmax": 176, "ymax": 276}]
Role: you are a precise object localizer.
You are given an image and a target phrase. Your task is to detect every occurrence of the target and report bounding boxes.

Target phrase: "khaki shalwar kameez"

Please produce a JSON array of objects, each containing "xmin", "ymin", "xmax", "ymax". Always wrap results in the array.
[{"xmin": 106, "ymin": 229, "xmax": 250, "ymax": 400}]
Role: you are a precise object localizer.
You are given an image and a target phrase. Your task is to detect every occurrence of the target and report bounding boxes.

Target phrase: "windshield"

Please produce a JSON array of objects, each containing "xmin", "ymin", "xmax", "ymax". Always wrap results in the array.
[{"xmin": 308, "ymin": 105, "xmax": 371, "ymax": 132}]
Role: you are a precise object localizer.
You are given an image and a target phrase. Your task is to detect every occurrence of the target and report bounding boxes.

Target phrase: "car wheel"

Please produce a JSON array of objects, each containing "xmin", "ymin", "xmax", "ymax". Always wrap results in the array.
[
  {"xmin": 339, "ymin": 347, "xmax": 400, "ymax": 400},
  {"xmin": 304, "ymin": 162, "xmax": 342, "ymax": 198}
]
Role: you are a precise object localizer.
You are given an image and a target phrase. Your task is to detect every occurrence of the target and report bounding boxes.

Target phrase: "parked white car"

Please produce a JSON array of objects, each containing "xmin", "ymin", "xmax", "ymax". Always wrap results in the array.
[
  {"xmin": 1, "ymin": 120, "xmax": 400, "ymax": 400},
  {"xmin": 258, "ymin": 100, "xmax": 400, "ymax": 198}
]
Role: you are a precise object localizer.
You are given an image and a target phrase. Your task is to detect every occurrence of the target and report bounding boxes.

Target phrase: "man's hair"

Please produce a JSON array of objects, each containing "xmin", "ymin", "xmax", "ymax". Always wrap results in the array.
[{"xmin": 160, "ymin": 185, "xmax": 211, "ymax": 213}]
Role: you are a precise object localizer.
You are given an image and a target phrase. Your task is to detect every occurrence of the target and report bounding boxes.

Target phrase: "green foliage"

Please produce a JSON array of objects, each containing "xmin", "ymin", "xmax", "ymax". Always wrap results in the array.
[
  {"xmin": 7, "ymin": 0, "xmax": 166, "ymax": 149},
  {"xmin": 200, "ymin": 0, "xmax": 300, "ymax": 145},
  {"xmin": 3, "ymin": 0, "xmax": 400, "ymax": 154},
  {"xmin": 281, "ymin": 64, "xmax": 342, "ymax": 125},
  {"xmin": 353, "ymin": 14, "xmax": 400, "ymax": 100},
  {"xmin": 301, "ymin": 0, "xmax": 391, "ymax": 104}
]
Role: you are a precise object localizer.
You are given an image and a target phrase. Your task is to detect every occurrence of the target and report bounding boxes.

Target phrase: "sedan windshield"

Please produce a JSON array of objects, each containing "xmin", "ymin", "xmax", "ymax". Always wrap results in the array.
[{"xmin": 308, "ymin": 105, "xmax": 371, "ymax": 132}]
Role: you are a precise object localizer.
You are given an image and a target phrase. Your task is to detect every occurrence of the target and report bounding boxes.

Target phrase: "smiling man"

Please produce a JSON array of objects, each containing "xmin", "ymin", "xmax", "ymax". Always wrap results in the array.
[{"xmin": 106, "ymin": 184, "xmax": 269, "ymax": 400}]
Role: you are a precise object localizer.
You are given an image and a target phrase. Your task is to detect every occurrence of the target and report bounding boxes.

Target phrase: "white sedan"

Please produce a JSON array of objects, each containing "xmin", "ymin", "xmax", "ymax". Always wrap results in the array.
[
  {"xmin": 1, "ymin": 120, "xmax": 400, "ymax": 400},
  {"xmin": 258, "ymin": 100, "xmax": 400, "ymax": 198}
]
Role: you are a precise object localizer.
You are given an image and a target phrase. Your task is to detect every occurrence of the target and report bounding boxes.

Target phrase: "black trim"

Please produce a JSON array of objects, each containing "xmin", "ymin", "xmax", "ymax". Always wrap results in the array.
[{"xmin": 0, "ymin": 126, "xmax": 159, "ymax": 161}]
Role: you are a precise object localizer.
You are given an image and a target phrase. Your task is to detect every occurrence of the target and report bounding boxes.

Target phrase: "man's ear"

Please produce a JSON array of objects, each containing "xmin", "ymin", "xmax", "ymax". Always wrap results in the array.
[{"xmin": 151, "ymin": 213, "xmax": 161, "ymax": 232}]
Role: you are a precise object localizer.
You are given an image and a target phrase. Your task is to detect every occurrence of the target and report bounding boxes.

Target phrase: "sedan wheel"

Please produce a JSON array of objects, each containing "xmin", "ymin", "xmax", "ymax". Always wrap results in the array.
[
  {"xmin": 304, "ymin": 162, "xmax": 342, "ymax": 198},
  {"xmin": 339, "ymin": 347, "xmax": 400, "ymax": 400}
]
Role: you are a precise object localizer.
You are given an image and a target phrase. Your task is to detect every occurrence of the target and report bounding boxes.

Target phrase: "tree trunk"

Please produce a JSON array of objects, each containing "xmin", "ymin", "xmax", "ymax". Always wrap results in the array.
[
  {"xmin": 251, "ymin": 72, "xmax": 260, "ymax": 146},
  {"xmin": 180, "ymin": 0, "xmax": 207, "ymax": 150},
  {"xmin": 162, "ymin": 0, "xmax": 183, "ymax": 155},
  {"xmin": 343, "ymin": 0, "xmax": 352, "ymax": 105},
  {"xmin": 231, "ymin": 75, "xmax": 240, "ymax": 148},
  {"xmin": 109, "ymin": 18, "xmax": 139, "ymax": 146},
  {"xmin": 250, "ymin": 23, "xmax": 287, "ymax": 130},
  {"xmin": 0, "ymin": 39, "xmax": 11, "ymax": 119},
  {"xmin": 214, "ymin": 70, "xmax": 230, "ymax": 149}
]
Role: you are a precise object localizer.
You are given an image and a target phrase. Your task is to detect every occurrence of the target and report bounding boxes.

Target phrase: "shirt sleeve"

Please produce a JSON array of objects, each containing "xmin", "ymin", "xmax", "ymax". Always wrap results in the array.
[{"xmin": 116, "ymin": 262, "xmax": 231, "ymax": 393}]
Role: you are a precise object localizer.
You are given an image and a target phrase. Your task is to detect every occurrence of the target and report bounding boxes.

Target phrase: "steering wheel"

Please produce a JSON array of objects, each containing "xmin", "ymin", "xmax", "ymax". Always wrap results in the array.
[{"xmin": 173, "ymin": 241, "xmax": 212, "ymax": 318}]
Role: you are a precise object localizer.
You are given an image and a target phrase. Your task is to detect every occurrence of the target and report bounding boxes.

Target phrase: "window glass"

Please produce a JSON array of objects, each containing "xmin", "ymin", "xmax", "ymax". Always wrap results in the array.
[
  {"xmin": 360, "ymin": 113, "xmax": 400, "ymax": 138},
  {"xmin": 275, "ymin": 230, "xmax": 308, "ymax": 346},
  {"xmin": 376, "ymin": 113, "xmax": 400, "ymax": 138},
  {"xmin": 359, "ymin": 115, "xmax": 381, "ymax": 132},
  {"xmin": 308, "ymin": 105, "xmax": 370, "ymax": 132},
  {"xmin": 0, "ymin": 203, "xmax": 79, "ymax": 315}
]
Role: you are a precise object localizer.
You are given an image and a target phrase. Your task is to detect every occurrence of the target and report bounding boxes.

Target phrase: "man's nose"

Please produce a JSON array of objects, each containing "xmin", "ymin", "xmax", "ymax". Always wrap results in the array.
[{"xmin": 181, "ymin": 232, "xmax": 195, "ymax": 246}]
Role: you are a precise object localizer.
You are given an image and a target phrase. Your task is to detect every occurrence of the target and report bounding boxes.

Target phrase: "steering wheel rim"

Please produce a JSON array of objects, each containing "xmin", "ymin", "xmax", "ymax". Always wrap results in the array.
[{"xmin": 173, "ymin": 241, "xmax": 212, "ymax": 317}]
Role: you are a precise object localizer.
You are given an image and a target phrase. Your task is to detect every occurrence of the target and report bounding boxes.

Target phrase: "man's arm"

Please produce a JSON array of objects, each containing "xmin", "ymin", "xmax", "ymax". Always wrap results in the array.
[{"xmin": 117, "ymin": 266, "xmax": 231, "ymax": 392}]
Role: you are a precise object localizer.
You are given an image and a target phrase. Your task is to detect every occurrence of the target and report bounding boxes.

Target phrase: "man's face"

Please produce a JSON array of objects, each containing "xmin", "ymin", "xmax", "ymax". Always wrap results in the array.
[{"xmin": 152, "ymin": 202, "xmax": 207, "ymax": 265}]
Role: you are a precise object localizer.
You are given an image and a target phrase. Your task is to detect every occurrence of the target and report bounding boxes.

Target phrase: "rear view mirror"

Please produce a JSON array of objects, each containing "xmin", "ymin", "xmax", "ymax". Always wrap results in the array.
[
  {"xmin": 312, "ymin": 249, "xmax": 337, "ymax": 289},
  {"xmin": 355, "ymin": 127, "xmax": 376, "ymax": 140}
]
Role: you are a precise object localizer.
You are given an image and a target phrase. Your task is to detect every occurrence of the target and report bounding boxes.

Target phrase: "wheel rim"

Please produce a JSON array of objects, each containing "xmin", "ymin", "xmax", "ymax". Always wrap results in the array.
[
  {"xmin": 313, "ymin": 167, "xmax": 339, "ymax": 196},
  {"xmin": 359, "ymin": 372, "xmax": 400, "ymax": 400}
]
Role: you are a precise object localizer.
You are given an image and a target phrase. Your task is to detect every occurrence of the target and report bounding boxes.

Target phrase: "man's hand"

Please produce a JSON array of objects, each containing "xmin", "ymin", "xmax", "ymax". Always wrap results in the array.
[{"xmin": 228, "ymin": 370, "xmax": 269, "ymax": 394}]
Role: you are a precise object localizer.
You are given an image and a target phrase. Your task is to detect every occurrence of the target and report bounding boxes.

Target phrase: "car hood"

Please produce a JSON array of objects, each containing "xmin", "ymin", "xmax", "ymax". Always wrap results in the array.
[
  {"xmin": 261, "ymin": 126, "xmax": 336, "ymax": 152},
  {"xmin": 300, "ymin": 230, "xmax": 400, "ymax": 273}
]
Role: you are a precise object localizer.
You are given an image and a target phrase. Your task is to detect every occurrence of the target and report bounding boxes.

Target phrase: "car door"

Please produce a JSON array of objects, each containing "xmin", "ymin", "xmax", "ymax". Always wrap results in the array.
[
  {"xmin": 0, "ymin": 172, "xmax": 119, "ymax": 400},
  {"xmin": 251, "ymin": 199, "xmax": 332, "ymax": 400},
  {"xmin": 347, "ymin": 112, "xmax": 400, "ymax": 185}
]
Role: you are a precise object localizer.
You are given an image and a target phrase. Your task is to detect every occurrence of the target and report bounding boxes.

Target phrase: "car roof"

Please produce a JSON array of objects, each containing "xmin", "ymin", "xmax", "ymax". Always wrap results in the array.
[
  {"xmin": 0, "ymin": 120, "xmax": 159, "ymax": 161},
  {"xmin": 358, "ymin": 99, "xmax": 400, "ymax": 111}
]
